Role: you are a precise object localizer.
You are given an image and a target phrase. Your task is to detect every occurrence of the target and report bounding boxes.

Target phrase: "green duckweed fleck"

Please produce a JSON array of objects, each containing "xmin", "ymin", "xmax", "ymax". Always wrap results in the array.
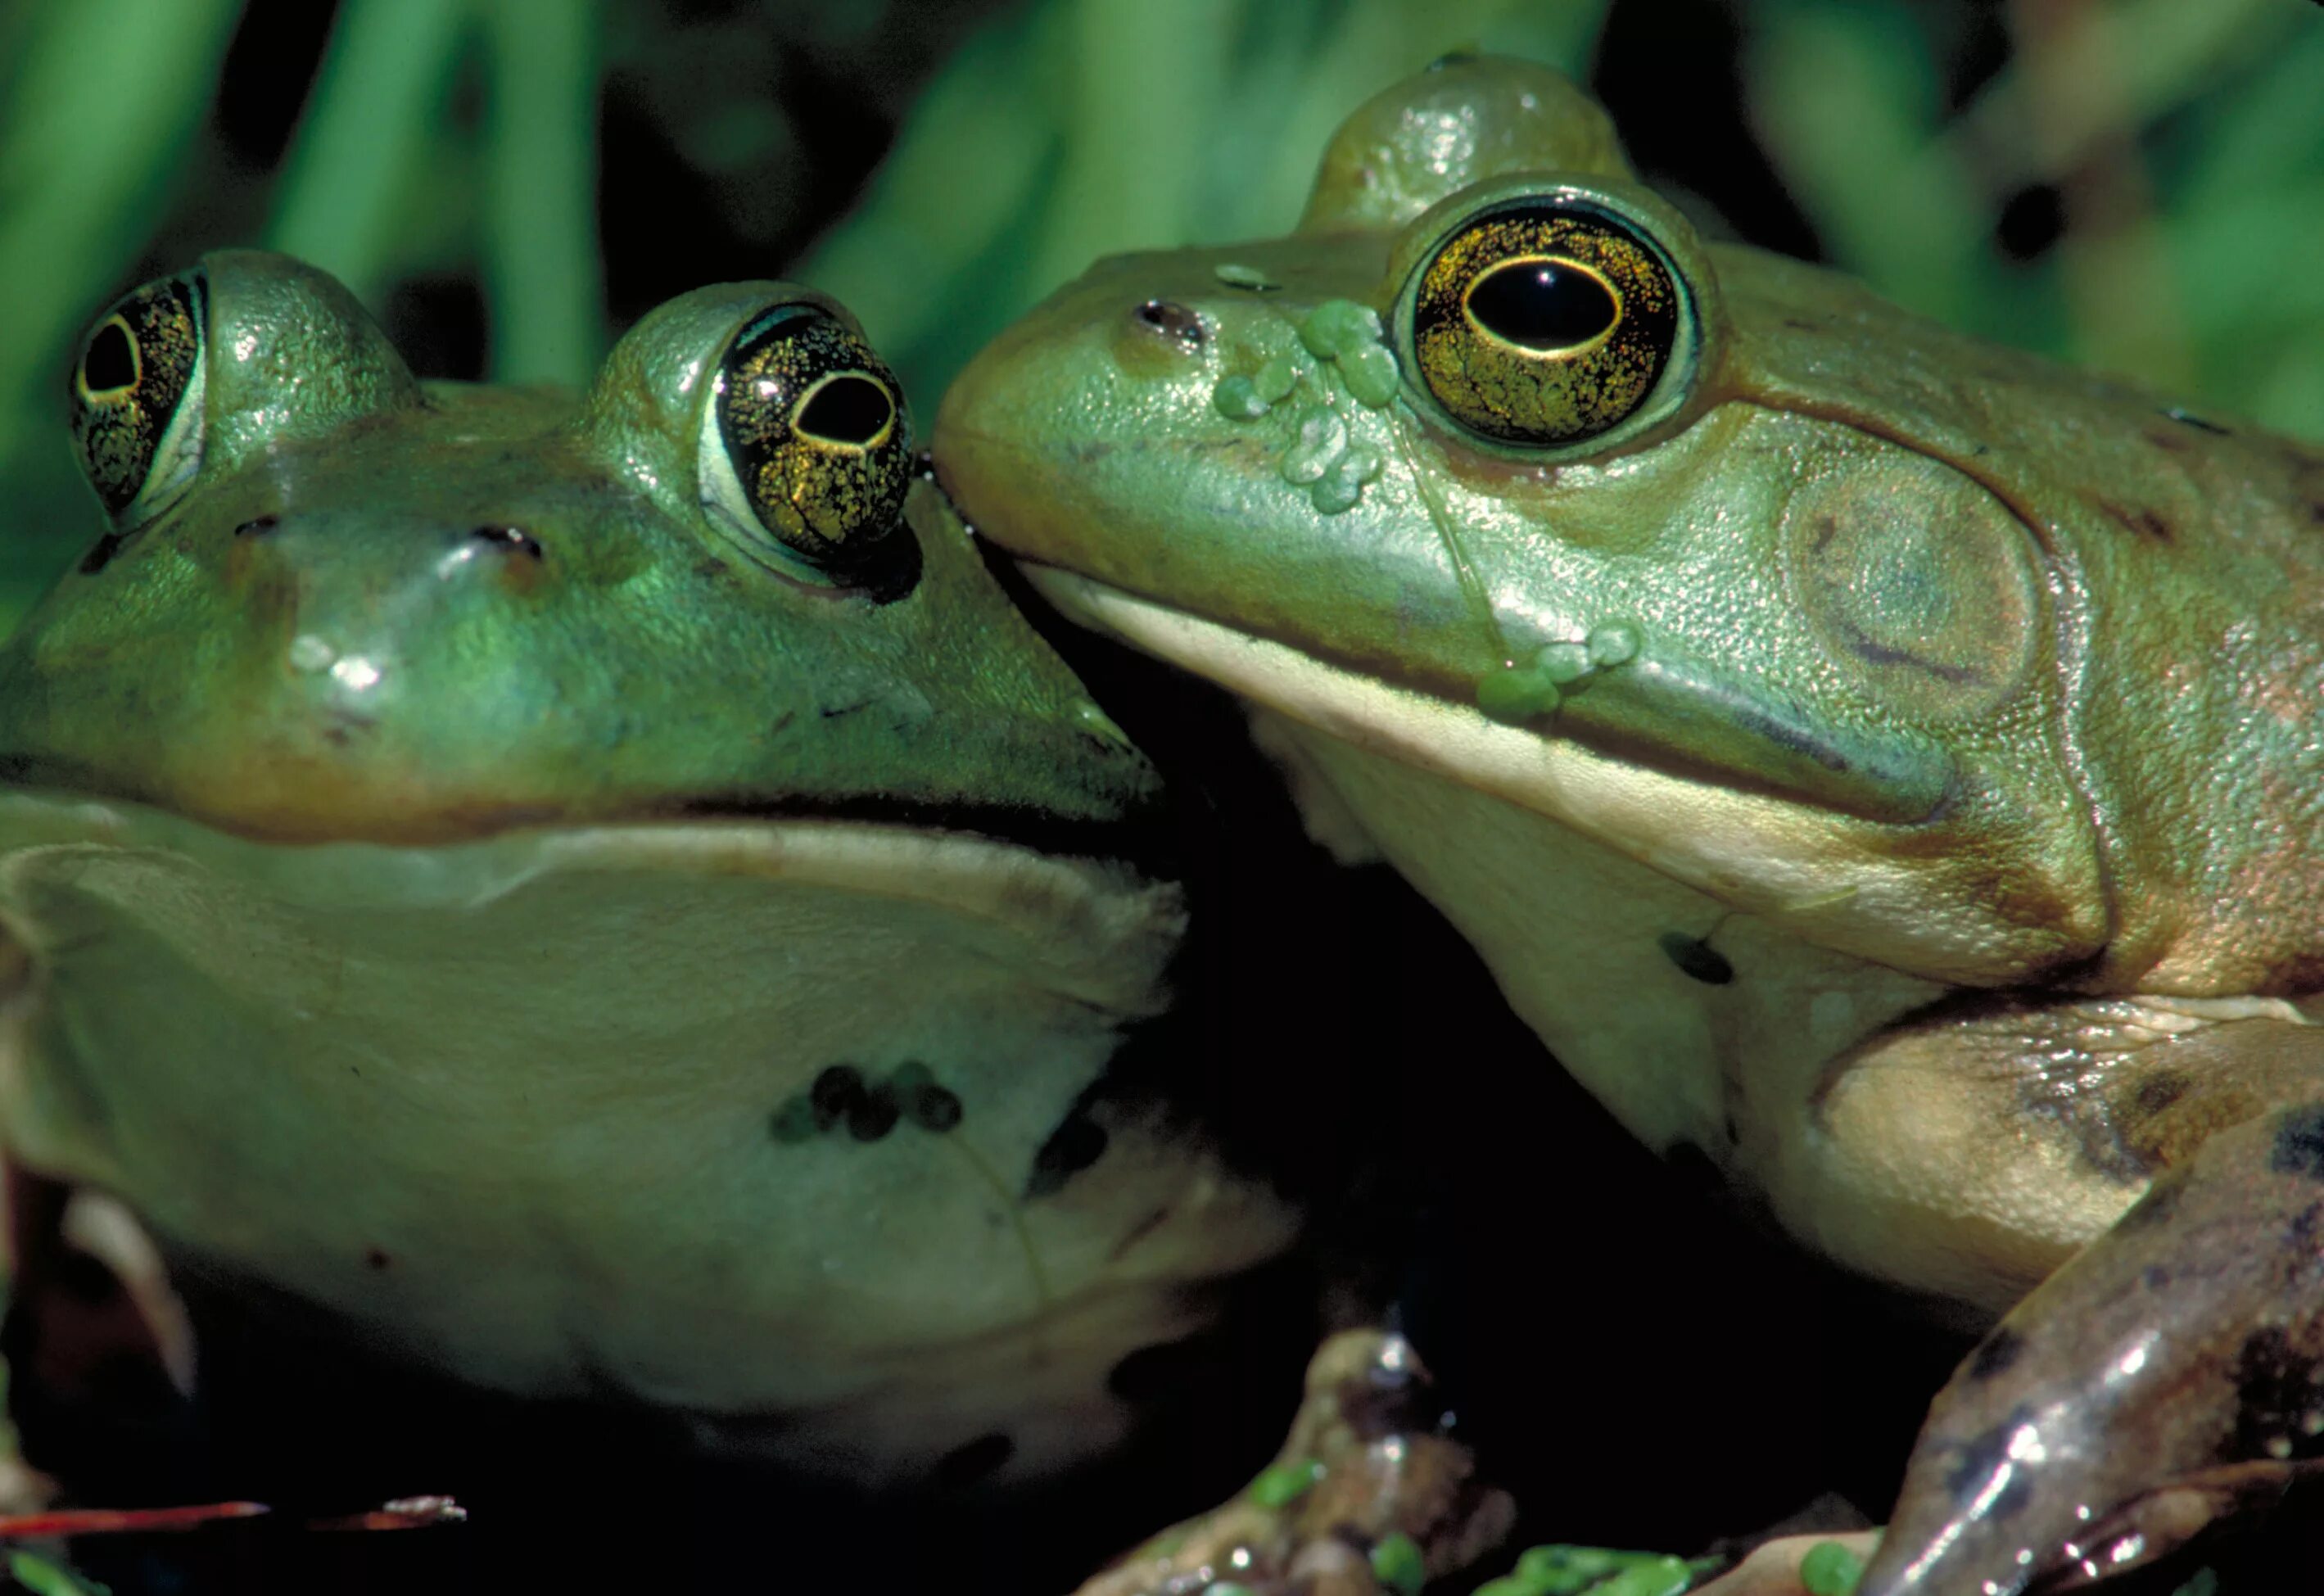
[
  {"xmin": 1370, "ymin": 1532, "xmax": 1427, "ymax": 1596},
  {"xmin": 1298, "ymin": 297, "xmax": 1382, "ymax": 359},
  {"xmin": 1476, "ymin": 662, "xmax": 1561, "ymax": 724},
  {"xmin": 1254, "ymin": 352, "xmax": 1304, "ymax": 404},
  {"xmin": 1590, "ymin": 1555, "xmax": 1694, "ymax": 1596},
  {"xmin": 1246, "ymin": 1455, "xmax": 1324, "ymax": 1508},
  {"xmin": 7, "ymin": 1553, "xmax": 109, "ymax": 1596},
  {"xmin": 1341, "ymin": 341, "xmax": 1401, "ymax": 406},
  {"xmin": 1281, "ymin": 408, "xmax": 1348, "ymax": 484},
  {"xmin": 1511, "ymin": 1544, "xmax": 1683, "ymax": 1595},
  {"xmin": 1537, "ymin": 640, "xmax": 1594, "ymax": 684},
  {"xmin": 1799, "ymin": 1540, "xmax": 1866, "ymax": 1596},
  {"xmin": 1212, "ymin": 373, "xmax": 1268, "ymax": 420},
  {"xmin": 1587, "ymin": 621, "xmax": 1642, "ymax": 667}
]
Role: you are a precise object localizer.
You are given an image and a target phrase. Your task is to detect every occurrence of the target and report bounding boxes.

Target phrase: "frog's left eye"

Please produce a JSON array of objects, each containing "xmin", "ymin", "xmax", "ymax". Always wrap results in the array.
[
  {"xmin": 1401, "ymin": 196, "xmax": 1690, "ymax": 450},
  {"xmin": 68, "ymin": 271, "xmax": 207, "ymax": 523},
  {"xmin": 699, "ymin": 302, "xmax": 916, "ymax": 595}
]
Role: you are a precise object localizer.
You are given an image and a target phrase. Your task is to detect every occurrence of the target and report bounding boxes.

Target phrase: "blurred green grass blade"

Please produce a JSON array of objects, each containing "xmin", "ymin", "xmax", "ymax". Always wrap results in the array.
[
  {"xmin": 1201, "ymin": 0, "xmax": 1611, "ymax": 241},
  {"xmin": 2173, "ymin": 18, "xmax": 2324, "ymax": 214},
  {"xmin": 1746, "ymin": 0, "xmax": 1990, "ymax": 330},
  {"xmin": 481, "ymin": 0, "xmax": 604, "ymax": 384},
  {"xmin": 0, "ymin": 0, "xmax": 240, "ymax": 477},
  {"xmin": 796, "ymin": 5, "xmax": 1062, "ymax": 387},
  {"xmin": 811, "ymin": 0, "xmax": 1612, "ymax": 402},
  {"xmin": 267, "ymin": 0, "xmax": 470, "ymax": 301},
  {"xmin": 1015, "ymin": 0, "xmax": 1235, "ymax": 291}
]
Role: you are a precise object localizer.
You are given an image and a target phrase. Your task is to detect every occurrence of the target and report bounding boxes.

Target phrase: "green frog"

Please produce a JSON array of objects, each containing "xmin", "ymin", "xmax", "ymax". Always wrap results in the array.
[
  {"xmin": 934, "ymin": 57, "xmax": 2324, "ymax": 1596},
  {"xmin": 0, "ymin": 250, "xmax": 1299, "ymax": 1488}
]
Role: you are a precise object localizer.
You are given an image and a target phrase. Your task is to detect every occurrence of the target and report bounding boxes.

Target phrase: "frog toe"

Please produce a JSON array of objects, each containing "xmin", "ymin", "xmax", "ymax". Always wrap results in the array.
[{"xmin": 1859, "ymin": 1100, "xmax": 2324, "ymax": 1595}]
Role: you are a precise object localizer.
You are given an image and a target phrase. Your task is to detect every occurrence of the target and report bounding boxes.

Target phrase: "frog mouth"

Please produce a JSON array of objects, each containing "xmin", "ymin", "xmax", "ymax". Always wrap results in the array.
[
  {"xmin": 0, "ymin": 787, "xmax": 1186, "ymax": 1020},
  {"xmin": 1008, "ymin": 563, "xmax": 1995, "ymax": 955}
]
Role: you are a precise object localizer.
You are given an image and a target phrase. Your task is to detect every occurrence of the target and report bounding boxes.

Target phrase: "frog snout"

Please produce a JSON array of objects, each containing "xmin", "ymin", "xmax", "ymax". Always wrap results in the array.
[{"xmin": 231, "ymin": 512, "xmax": 548, "ymax": 570}]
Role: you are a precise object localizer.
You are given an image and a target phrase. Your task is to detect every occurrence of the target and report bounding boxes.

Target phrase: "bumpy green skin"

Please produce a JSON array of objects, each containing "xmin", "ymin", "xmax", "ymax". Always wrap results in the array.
[
  {"xmin": 1, "ymin": 251, "xmax": 1155, "ymax": 843},
  {"xmin": 938, "ymin": 66, "xmax": 2324, "ymax": 997},
  {"xmin": 0, "ymin": 252, "xmax": 1300, "ymax": 1489},
  {"xmin": 935, "ymin": 56, "xmax": 2324, "ymax": 1596}
]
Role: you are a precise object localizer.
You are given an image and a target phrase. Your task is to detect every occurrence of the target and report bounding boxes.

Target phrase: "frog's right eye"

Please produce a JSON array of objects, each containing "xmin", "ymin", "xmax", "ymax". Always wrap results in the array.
[
  {"xmin": 698, "ymin": 301, "xmax": 918, "ymax": 597},
  {"xmin": 1395, "ymin": 189, "xmax": 1700, "ymax": 454},
  {"xmin": 69, "ymin": 272, "xmax": 207, "ymax": 523}
]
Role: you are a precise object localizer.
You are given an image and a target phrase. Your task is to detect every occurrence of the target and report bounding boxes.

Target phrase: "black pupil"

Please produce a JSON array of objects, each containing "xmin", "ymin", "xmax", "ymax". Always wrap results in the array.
[
  {"xmin": 1467, "ymin": 259, "xmax": 1618, "ymax": 350},
  {"xmin": 83, "ymin": 323, "xmax": 137, "ymax": 392},
  {"xmin": 796, "ymin": 375, "xmax": 893, "ymax": 446}
]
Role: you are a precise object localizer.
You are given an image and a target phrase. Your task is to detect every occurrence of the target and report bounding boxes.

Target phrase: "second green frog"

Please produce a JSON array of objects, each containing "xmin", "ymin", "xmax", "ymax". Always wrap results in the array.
[{"xmin": 935, "ymin": 56, "xmax": 2324, "ymax": 1596}]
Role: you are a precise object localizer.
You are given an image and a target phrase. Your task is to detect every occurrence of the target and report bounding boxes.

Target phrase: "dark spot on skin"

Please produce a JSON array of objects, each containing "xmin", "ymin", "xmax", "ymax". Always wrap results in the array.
[
  {"xmin": 2161, "ymin": 406, "xmax": 2231, "ymax": 436},
  {"xmin": 77, "ymin": 531, "xmax": 130, "ymax": 576},
  {"xmin": 1427, "ymin": 49, "xmax": 1478, "ymax": 70},
  {"xmin": 2145, "ymin": 427, "xmax": 2191, "ymax": 454},
  {"xmin": 2142, "ymin": 1264, "xmax": 2173, "ymax": 1291},
  {"xmin": 1782, "ymin": 317, "xmax": 1822, "ymax": 332},
  {"xmin": 2098, "ymin": 500, "xmax": 2175, "ymax": 545},
  {"xmin": 810, "ymin": 1065, "xmax": 866, "ymax": 1134},
  {"xmin": 1026, "ymin": 1107, "xmax": 1109, "ymax": 1197},
  {"xmin": 818, "ymin": 700, "xmax": 872, "ymax": 721},
  {"xmin": 766, "ymin": 709, "xmax": 797, "ymax": 737},
  {"xmin": 2267, "ymin": 1105, "xmax": 2324, "ymax": 1181},
  {"xmin": 2231, "ymin": 1325, "xmax": 2324, "ymax": 1463},
  {"xmin": 1657, "ymin": 931, "xmax": 1734, "ymax": 985},
  {"xmin": 2132, "ymin": 1069, "xmax": 2191, "ymax": 1117},
  {"xmin": 694, "ymin": 557, "xmax": 730, "ymax": 582},
  {"xmin": 364, "ymin": 1248, "xmax": 391, "ymax": 1272},
  {"xmin": 931, "ymin": 1431, "xmax": 1015, "ymax": 1487},
  {"xmin": 1723, "ymin": 1113, "xmax": 1742, "ymax": 1146},
  {"xmin": 472, "ymin": 524, "xmax": 544, "ymax": 560},
  {"xmin": 1967, "ymin": 1326, "xmax": 2025, "ymax": 1381},
  {"xmin": 1133, "ymin": 300, "xmax": 1205, "ymax": 348},
  {"xmin": 1941, "ymin": 1408, "xmax": 2037, "ymax": 1521},
  {"xmin": 234, "ymin": 515, "xmax": 278, "ymax": 539},
  {"xmin": 846, "ymin": 1083, "xmax": 901, "ymax": 1142},
  {"xmin": 1108, "ymin": 1337, "xmax": 1209, "ymax": 1402},
  {"xmin": 905, "ymin": 1083, "xmax": 962, "ymax": 1133}
]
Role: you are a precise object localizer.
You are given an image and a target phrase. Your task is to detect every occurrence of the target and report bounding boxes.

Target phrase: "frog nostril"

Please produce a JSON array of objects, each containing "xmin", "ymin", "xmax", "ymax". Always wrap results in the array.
[
  {"xmin": 234, "ymin": 515, "xmax": 278, "ymax": 539},
  {"xmin": 471, "ymin": 524, "xmax": 545, "ymax": 560},
  {"xmin": 1133, "ymin": 300, "xmax": 1205, "ymax": 348}
]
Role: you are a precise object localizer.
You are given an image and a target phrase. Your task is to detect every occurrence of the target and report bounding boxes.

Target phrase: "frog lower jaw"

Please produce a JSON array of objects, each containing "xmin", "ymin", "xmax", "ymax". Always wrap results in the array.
[
  {"xmin": 0, "ymin": 791, "xmax": 1223, "ymax": 1484},
  {"xmin": 0, "ymin": 790, "xmax": 1183, "ymax": 1020},
  {"xmin": 1018, "ymin": 564, "xmax": 2091, "ymax": 985}
]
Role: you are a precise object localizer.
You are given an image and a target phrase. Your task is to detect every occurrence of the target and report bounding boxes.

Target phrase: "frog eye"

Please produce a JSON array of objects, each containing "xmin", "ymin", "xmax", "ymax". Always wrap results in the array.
[
  {"xmin": 1404, "ymin": 196, "xmax": 1687, "ymax": 450},
  {"xmin": 699, "ymin": 301, "xmax": 917, "ymax": 595},
  {"xmin": 68, "ymin": 271, "xmax": 207, "ymax": 522}
]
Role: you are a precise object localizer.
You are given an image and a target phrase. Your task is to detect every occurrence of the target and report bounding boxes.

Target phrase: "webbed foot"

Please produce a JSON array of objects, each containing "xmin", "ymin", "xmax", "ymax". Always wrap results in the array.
[
  {"xmin": 1859, "ymin": 1100, "xmax": 2324, "ymax": 1594},
  {"xmin": 1071, "ymin": 1328, "xmax": 1513, "ymax": 1596}
]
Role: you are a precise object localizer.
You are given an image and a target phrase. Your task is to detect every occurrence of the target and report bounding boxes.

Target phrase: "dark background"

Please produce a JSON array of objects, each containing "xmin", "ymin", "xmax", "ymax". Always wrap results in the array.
[{"xmin": 1, "ymin": 1, "xmax": 2321, "ymax": 1591}]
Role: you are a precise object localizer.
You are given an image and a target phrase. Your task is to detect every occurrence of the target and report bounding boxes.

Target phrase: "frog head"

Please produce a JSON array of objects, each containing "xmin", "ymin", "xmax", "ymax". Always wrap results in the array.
[
  {"xmin": 0, "ymin": 254, "xmax": 1278, "ymax": 1485},
  {"xmin": 936, "ymin": 56, "xmax": 2113, "ymax": 986},
  {"xmin": 7, "ymin": 249, "xmax": 1161, "ymax": 845}
]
